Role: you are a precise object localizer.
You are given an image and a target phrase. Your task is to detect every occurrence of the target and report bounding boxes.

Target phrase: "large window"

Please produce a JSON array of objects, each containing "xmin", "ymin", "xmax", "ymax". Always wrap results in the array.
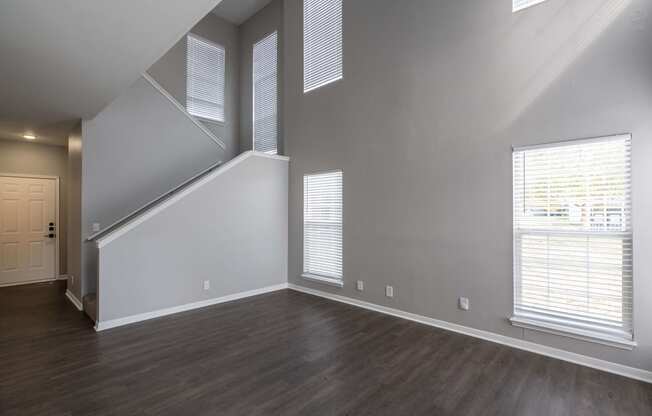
[
  {"xmin": 253, "ymin": 31, "xmax": 278, "ymax": 155},
  {"xmin": 513, "ymin": 0, "xmax": 548, "ymax": 12},
  {"xmin": 512, "ymin": 135, "xmax": 633, "ymax": 348},
  {"xmin": 303, "ymin": 0, "xmax": 343, "ymax": 93},
  {"xmin": 187, "ymin": 34, "xmax": 225, "ymax": 122},
  {"xmin": 303, "ymin": 171, "xmax": 343, "ymax": 286}
]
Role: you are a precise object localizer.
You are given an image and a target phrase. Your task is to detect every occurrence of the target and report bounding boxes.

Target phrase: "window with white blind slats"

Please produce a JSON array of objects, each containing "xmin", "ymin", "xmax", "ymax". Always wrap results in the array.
[
  {"xmin": 303, "ymin": 171, "xmax": 343, "ymax": 284},
  {"xmin": 253, "ymin": 31, "xmax": 278, "ymax": 155},
  {"xmin": 513, "ymin": 0, "xmax": 548, "ymax": 12},
  {"xmin": 187, "ymin": 34, "xmax": 225, "ymax": 122},
  {"xmin": 512, "ymin": 135, "xmax": 633, "ymax": 347},
  {"xmin": 303, "ymin": 0, "xmax": 342, "ymax": 93}
]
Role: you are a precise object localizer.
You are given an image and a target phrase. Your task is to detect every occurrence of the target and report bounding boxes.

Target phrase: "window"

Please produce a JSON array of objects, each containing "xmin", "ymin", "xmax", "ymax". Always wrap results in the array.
[
  {"xmin": 303, "ymin": 0, "xmax": 343, "ymax": 93},
  {"xmin": 187, "ymin": 34, "xmax": 225, "ymax": 122},
  {"xmin": 303, "ymin": 171, "xmax": 343, "ymax": 286},
  {"xmin": 513, "ymin": 0, "xmax": 548, "ymax": 12},
  {"xmin": 253, "ymin": 31, "xmax": 278, "ymax": 155},
  {"xmin": 512, "ymin": 135, "xmax": 633, "ymax": 348}
]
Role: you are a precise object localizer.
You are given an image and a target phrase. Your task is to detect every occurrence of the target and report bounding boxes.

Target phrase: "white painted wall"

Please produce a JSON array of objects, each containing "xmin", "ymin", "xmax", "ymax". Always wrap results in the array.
[
  {"xmin": 81, "ymin": 76, "xmax": 227, "ymax": 297},
  {"xmin": 283, "ymin": 0, "xmax": 652, "ymax": 371},
  {"xmin": 95, "ymin": 153, "xmax": 288, "ymax": 324}
]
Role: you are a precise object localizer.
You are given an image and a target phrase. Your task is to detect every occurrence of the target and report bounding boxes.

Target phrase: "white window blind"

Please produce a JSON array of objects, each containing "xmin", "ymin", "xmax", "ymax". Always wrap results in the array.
[
  {"xmin": 513, "ymin": 0, "xmax": 548, "ymax": 12},
  {"xmin": 187, "ymin": 34, "xmax": 225, "ymax": 122},
  {"xmin": 303, "ymin": 0, "xmax": 342, "ymax": 93},
  {"xmin": 512, "ymin": 135, "xmax": 633, "ymax": 346},
  {"xmin": 253, "ymin": 31, "xmax": 278, "ymax": 155},
  {"xmin": 303, "ymin": 171, "xmax": 343, "ymax": 283}
]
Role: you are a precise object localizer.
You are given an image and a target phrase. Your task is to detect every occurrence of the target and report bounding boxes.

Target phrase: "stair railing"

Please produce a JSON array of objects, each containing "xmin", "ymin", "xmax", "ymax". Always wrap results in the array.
[{"xmin": 87, "ymin": 159, "xmax": 223, "ymax": 243}]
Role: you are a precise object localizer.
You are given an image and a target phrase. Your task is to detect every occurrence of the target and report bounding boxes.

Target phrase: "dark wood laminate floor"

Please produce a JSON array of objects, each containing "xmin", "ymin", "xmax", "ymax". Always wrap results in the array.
[{"xmin": 1, "ymin": 282, "xmax": 651, "ymax": 416}]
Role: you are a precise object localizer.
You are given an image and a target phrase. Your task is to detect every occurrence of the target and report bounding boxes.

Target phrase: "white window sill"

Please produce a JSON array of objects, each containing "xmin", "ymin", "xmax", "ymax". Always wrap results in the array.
[
  {"xmin": 510, "ymin": 315, "xmax": 636, "ymax": 351},
  {"xmin": 191, "ymin": 114, "xmax": 225, "ymax": 127},
  {"xmin": 301, "ymin": 273, "xmax": 343, "ymax": 288}
]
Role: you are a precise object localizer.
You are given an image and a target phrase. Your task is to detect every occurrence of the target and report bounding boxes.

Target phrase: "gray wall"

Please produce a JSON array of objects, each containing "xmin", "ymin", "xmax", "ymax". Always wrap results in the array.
[
  {"xmin": 82, "ymin": 76, "xmax": 226, "ymax": 296},
  {"xmin": 66, "ymin": 125, "xmax": 83, "ymax": 300},
  {"xmin": 239, "ymin": 0, "xmax": 284, "ymax": 154},
  {"xmin": 284, "ymin": 0, "xmax": 652, "ymax": 371},
  {"xmin": 0, "ymin": 139, "xmax": 68, "ymax": 274},
  {"xmin": 148, "ymin": 13, "xmax": 241, "ymax": 160},
  {"xmin": 97, "ymin": 153, "xmax": 288, "ymax": 323}
]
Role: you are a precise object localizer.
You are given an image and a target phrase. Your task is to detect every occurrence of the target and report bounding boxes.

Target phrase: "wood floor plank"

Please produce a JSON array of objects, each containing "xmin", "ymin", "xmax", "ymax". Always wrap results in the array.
[{"xmin": 1, "ymin": 281, "xmax": 650, "ymax": 415}]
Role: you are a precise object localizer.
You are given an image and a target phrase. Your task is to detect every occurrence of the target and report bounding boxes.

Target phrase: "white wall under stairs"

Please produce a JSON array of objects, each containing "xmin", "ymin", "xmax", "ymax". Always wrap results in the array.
[
  {"xmin": 81, "ymin": 75, "xmax": 229, "ymax": 298},
  {"xmin": 94, "ymin": 152, "xmax": 288, "ymax": 330}
]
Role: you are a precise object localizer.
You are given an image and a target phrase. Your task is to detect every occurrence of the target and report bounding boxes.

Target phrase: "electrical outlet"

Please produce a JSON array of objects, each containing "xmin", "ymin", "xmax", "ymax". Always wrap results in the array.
[
  {"xmin": 203, "ymin": 280, "xmax": 210, "ymax": 291},
  {"xmin": 91, "ymin": 222, "xmax": 101, "ymax": 232},
  {"xmin": 70, "ymin": 276, "xmax": 74, "ymax": 286},
  {"xmin": 386, "ymin": 285, "xmax": 394, "ymax": 298},
  {"xmin": 459, "ymin": 297, "xmax": 470, "ymax": 311},
  {"xmin": 356, "ymin": 280, "xmax": 364, "ymax": 291}
]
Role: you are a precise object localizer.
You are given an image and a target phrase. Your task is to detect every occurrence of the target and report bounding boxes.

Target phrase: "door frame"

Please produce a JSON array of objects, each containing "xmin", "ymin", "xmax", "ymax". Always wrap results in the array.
[{"xmin": 0, "ymin": 173, "xmax": 60, "ymax": 284}]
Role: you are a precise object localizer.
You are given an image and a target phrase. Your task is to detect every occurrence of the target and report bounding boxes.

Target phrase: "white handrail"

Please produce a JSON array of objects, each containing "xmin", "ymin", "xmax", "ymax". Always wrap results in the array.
[
  {"xmin": 141, "ymin": 72, "xmax": 227, "ymax": 150},
  {"xmin": 92, "ymin": 152, "xmax": 289, "ymax": 248},
  {"xmin": 87, "ymin": 159, "xmax": 223, "ymax": 242}
]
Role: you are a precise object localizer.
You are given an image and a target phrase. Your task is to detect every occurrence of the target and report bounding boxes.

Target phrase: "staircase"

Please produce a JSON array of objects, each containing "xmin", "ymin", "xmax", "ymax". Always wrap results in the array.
[
  {"xmin": 90, "ymin": 151, "xmax": 289, "ymax": 330},
  {"xmin": 79, "ymin": 69, "xmax": 233, "ymax": 323},
  {"xmin": 82, "ymin": 158, "xmax": 225, "ymax": 323},
  {"xmin": 79, "ymin": 45, "xmax": 287, "ymax": 328},
  {"xmin": 83, "ymin": 294, "xmax": 97, "ymax": 323}
]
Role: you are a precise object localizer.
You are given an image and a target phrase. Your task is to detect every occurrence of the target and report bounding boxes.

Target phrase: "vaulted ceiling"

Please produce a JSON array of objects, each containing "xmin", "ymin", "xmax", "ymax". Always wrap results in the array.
[
  {"xmin": 212, "ymin": 0, "xmax": 274, "ymax": 25},
  {"xmin": 0, "ymin": 0, "xmax": 223, "ymax": 145}
]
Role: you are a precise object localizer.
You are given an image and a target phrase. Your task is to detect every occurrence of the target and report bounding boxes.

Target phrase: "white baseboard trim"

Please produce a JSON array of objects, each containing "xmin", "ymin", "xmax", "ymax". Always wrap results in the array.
[
  {"xmin": 0, "ymin": 278, "xmax": 57, "ymax": 288},
  {"xmin": 95, "ymin": 283, "xmax": 289, "ymax": 332},
  {"xmin": 65, "ymin": 289, "xmax": 83, "ymax": 311},
  {"xmin": 288, "ymin": 284, "xmax": 652, "ymax": 384}
]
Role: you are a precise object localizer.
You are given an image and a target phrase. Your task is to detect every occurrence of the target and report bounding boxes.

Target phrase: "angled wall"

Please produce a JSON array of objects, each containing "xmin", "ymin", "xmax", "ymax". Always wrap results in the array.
[
  {"xmin": 148, "ymin": 13, "xmax": 241, "ymax": 160},
  {"xmin": 95, "ymin": 153, "xmax": 288, "ymax": 327},
  {"xmin": 81, "ymin": 76, "xmax": 226, "ymax": 297}
]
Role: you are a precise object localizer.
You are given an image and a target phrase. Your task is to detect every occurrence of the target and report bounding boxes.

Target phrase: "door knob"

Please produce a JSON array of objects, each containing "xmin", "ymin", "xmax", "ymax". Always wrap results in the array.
[{"xmin": 43, "ymin": 234, "xmax": 56, "ymax": 238}]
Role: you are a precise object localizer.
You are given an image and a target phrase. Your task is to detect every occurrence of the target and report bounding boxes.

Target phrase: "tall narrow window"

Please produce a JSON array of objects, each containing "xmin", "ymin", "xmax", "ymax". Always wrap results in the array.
[
  {"xmin": 253, "ymin": 31, "xmax": 278, "ymax": 155},
  {"xmin": 303, "ymin": 171, "xmax": 343, "ymax": 285},
  {"xmin": 187, "ymin": 34, "xmax": 225, "ymax": 122},
  {"xmin": 303, "ymin": 0, "xmax": 342, "ymax": 93},
  {"xmin": 512, "ymin": 135, "xmax": 633, "ymax": 347},
  {"xmin": 513, "ymin": 0, "xmax": 548, "ymax": 12}
]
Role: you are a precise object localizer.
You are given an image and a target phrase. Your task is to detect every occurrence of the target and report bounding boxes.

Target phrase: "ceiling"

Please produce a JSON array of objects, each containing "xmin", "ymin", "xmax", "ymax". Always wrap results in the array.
[
  {"xmin": 0, "ymin": 0, "xmax": 223, "ymax": 146},
  {"xmin": 212, "ymin": 0, "xmax": 274, "ymax": 25},
  {"xmin": 0, "ymin": 120, "xmax": 78, "ymax": 147}
]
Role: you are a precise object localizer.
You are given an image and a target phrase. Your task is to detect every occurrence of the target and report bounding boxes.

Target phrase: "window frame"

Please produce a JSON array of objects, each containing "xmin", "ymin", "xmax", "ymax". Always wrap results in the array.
[
  {"xmin": 512, "ymin": 0, "xmax": 548, "ymax": 12},
  {"xmin": 302, "ymin": 169, "xmax": 344, "ymax": 287},
  {"xmin": 252, "ymin": 31, "xmax": 279, "ymax": 155},
  {"xmin": 511, "ymin": 134, "xmax": 635, "ymax": 350},
  {"xmin": 302, "ymin": 0, "xmax": 343, "ymax": 94},
  {"xmin": 186, "ymin": 33, "xmax": 226, "ymax": 124}
]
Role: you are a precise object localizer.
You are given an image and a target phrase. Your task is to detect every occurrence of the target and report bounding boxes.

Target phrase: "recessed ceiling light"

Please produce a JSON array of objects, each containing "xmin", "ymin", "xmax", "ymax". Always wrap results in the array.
[{"xmin": 23, "ymin": 134, "xmax": 36, "ymax": 140}]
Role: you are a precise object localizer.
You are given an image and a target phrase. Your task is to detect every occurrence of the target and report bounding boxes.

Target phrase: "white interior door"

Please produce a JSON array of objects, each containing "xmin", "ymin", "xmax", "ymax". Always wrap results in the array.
[{"xmin": 0, "ymin": 176, "xmax": 57, "ymax": 286}]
